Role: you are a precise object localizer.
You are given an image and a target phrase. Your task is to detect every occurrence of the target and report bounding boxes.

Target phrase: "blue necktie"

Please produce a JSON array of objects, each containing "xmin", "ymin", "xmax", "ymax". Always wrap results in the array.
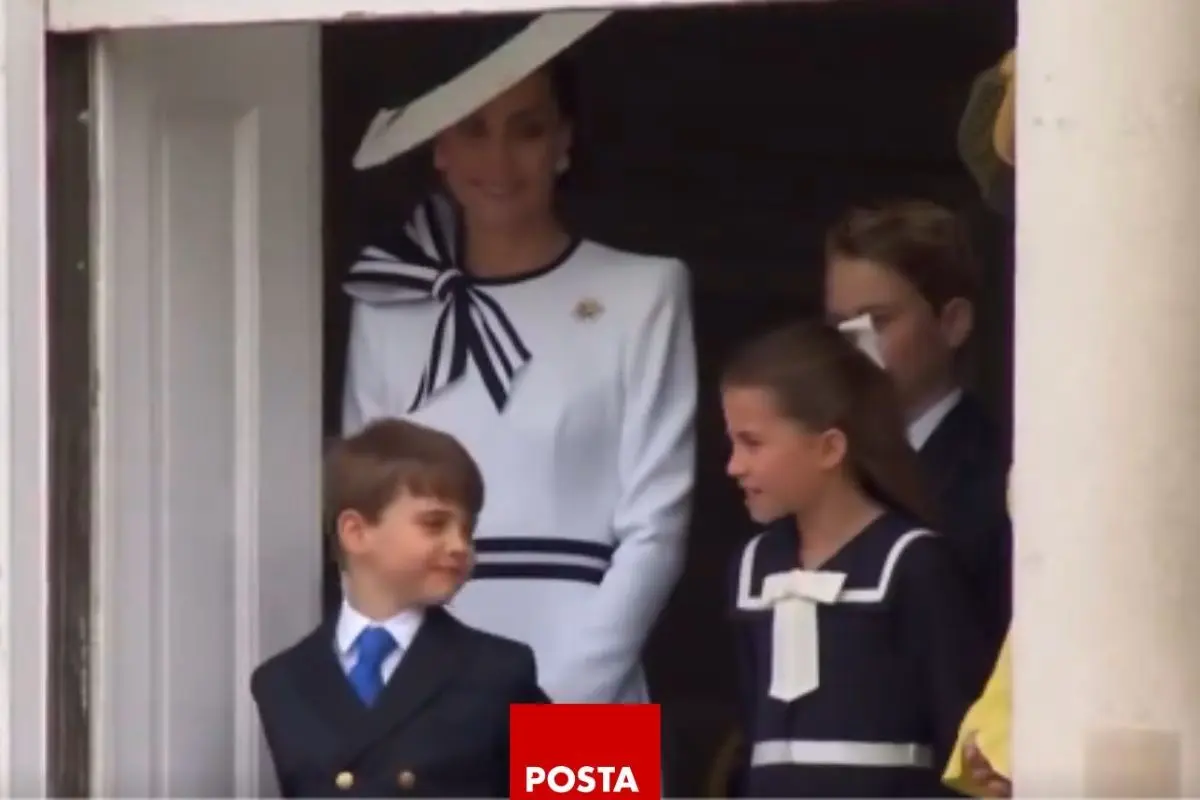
[{"xmin": 347, "ymin": 626, "xmax": 398, "ymax": 706}]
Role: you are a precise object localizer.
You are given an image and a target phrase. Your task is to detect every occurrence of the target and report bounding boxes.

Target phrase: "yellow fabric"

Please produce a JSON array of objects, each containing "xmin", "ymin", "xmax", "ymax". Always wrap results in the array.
[
  {"xmin": 997, "ymin": 49, "xmax": 1016, "ymax": 77},
  {"xmin": 992, "ymin": 50, "xmax": 1016, "ymax": 166},
  {"xmin": 943, "ymin": 633, "xmax": 1012, "ymax": 796},
  {"xmin": 956, "ymin": 49, "xmax": 1015, "ymax": 214},
  {"xmin": 706, "ymin": 730, "xmax": 742, "ymax": 797}
]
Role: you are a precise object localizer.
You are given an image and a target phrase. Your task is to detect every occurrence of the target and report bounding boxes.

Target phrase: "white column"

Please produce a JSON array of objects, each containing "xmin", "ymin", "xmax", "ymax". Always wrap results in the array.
[
  {"xmin": 0, "ymin": 0, "xmax": 49, "ymax": 796},
  {"xmin": 1014, "ymin": 0, "xmax": 1200, "ymax": 795}
]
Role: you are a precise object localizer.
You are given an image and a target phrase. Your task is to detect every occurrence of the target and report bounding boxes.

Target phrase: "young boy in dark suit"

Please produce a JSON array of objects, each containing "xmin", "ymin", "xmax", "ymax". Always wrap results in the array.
[
  {"xmin": 251, "ymin": 418, "xmax": 547, "ymax": 798},
  {"xmin": 823, "ymin": 200, "xmax": 1011, "ymax": 657}
]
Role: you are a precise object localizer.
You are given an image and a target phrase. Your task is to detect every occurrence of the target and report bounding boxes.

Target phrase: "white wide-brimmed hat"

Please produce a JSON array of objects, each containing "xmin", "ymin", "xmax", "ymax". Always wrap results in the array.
[{"xmin": 353, "ymin": 10, "xmax": 612, "ymax": 171}]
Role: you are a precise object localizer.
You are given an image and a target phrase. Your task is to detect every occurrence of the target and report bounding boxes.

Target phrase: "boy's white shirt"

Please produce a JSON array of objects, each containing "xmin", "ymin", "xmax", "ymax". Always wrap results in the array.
[{"xmin": 907, "ymin": 388, "xmax": 963, "ymax": 451}]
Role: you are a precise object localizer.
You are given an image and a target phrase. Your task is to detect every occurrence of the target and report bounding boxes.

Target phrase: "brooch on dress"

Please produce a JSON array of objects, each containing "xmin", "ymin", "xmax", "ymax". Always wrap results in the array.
[{"xmin": 573, "ymin": 298, "xmax": 604, "ymax": 321}]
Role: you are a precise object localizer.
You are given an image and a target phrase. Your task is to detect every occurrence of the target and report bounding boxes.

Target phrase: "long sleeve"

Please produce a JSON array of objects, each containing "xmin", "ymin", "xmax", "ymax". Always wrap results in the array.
[
  {"xmin": 341, "ymin": 303, "xmax": 389, "ymax": 435},
  {"xmin": 892, "ymin": 534, "xmax": 993, "ymax": 771},
  {"xmin": 538, "ymin": 261, "xmax": 697, "ymax": 703},
  {"xmin": 498, "ymin": 646, "xmax": 552, "ymax": 798},
  {"xmin": 250, "ymin": 667, "xmax": 296, "ymax": 798},
  {"xmin": 943, "ymin": 632, "xmax": 1012, "ymax": 795},
  {"xmin": 944, "ymin": 461, "xmax": 1012, "ymax": 659}
]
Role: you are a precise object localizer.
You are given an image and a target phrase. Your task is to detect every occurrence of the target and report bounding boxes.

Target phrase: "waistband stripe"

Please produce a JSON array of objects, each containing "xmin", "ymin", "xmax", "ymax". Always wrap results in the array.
[
  {"xmin": 470, "ymin": 563, "xmax": 606, "ymax": 585},
  {"xmin": 473, "ymin": 551, "xmax": 609, "ymax": 571},
  {"xmin": 750, "ymin": 740, "xmax": 932, "ymax": 769},
  {"xmin": 473, "ymin": 537, "xmax": 614, "ymax": 561}
]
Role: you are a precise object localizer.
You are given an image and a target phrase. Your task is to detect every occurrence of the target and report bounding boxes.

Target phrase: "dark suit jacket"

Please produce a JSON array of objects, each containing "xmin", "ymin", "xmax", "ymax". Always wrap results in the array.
[
  {"xmin": 918, "ymin": 394, "xmax": 1011, "ymax": 657},
  {"xmin": 251, "ymin": 606, "xmax": 548, "ymax": 798}
]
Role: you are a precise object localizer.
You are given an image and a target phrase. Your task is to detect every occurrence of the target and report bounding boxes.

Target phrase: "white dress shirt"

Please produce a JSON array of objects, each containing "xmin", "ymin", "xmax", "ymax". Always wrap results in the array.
[
  {"xmin": 334, "ymin": 600, "xmax": 424, "ymax": 685},
  {"xmin": 906, "ymin": 388, "xmax": 963, "ymax": 451}
]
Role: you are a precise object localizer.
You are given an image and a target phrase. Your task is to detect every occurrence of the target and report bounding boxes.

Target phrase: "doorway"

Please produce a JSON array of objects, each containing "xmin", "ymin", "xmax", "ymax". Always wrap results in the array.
[
  {"xmin": 90, "ymin": 2, "xmax": 1013, "ymax": 794},
  {"xmin": 320, "ymin": 3, "xmax": 1014, "ymax": 793}
]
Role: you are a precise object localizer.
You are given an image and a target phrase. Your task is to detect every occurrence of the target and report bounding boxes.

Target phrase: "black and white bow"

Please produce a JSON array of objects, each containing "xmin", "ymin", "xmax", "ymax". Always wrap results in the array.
[{"xmin": 343, "ymin": 194, "xmax": 532, "ymax": 413}]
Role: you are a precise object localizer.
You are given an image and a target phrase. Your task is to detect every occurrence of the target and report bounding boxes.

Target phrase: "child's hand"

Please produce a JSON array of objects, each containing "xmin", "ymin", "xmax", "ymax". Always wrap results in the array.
[{"xmin": 963, "ymin": 732, "xmax": 1012, "ymax": 798}]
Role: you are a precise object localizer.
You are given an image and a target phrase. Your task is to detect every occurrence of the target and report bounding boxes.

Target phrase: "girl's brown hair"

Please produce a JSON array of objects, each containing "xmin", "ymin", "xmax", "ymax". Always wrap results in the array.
[{"xmin": 722, "ymin": 320, "xmax": 934, "ymax": 525}]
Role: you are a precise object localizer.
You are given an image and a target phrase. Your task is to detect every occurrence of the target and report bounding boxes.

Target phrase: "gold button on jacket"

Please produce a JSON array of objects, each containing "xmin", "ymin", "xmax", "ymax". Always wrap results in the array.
[
  {"xmin": 335, "ymin": 771, "xmax": 354, "ymax": 790},
  {"xmin": 397, "ymin": 770, "xmax": 416, "ymax": 790}
]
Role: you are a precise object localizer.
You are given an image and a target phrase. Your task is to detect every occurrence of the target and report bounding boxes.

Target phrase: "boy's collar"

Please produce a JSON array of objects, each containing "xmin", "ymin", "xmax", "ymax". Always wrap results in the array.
[
  {"xmin": 335, "ymin": 599, "xmax": 424, "ymax": 656},
  {"xmin": 907, "ymin": 388, "xmax": 963, "ymax": 451}
]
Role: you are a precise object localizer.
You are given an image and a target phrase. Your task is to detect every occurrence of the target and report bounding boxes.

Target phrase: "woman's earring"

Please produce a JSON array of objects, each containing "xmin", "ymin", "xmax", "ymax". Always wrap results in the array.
[{"xmin": 555, "ymin": 155, "xmax": 570, "ymax": 175}]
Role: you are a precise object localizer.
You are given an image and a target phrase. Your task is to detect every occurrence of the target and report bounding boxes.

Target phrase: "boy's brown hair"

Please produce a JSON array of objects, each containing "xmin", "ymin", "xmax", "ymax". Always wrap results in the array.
[
  {"xmin": 325, "ymin": 418, "xmax": 485, "ymax": 565},
  {"xmin": 824, "ymin": 199, "xmax": 981, "ymax": 312}
]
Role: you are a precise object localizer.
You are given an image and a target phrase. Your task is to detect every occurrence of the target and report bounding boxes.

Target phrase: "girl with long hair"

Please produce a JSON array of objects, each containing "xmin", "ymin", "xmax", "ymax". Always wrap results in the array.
[{"xmin": 722, "ymin": 320, "xmax": 989, "ymax": 797}]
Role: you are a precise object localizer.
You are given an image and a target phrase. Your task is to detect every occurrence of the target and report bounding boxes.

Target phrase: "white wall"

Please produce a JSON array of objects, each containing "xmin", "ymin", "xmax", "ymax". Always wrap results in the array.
[
  {"xmin": 49, "ymin": 0, "xmax": 837, "ymax": 33},
  {"xmin": 0, "ymin": 0, "xmax": 50, "ymax": 794}
]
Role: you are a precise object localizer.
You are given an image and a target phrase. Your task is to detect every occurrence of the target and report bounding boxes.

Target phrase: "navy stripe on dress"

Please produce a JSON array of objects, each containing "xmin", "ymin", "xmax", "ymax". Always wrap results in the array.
[
  {"xmin": 343, "ymin": 194, "xmax": 532, "ymax": 413},
  {"xmin": 470, "ymin": 537, "xmax": 614, "ymax": 585}
]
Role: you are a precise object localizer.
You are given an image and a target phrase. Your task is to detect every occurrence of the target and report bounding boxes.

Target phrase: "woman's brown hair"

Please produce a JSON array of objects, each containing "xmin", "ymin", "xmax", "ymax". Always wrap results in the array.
[{"xmin": 722, "ymin": 320, "xmax": 934, "ymax": 525}]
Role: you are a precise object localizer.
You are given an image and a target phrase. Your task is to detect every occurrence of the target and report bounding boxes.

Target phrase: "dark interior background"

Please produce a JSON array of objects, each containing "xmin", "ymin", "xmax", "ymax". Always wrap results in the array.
[{"xmin": 321, "ymin": 1, "xmax": 1015, "ymax": 791}]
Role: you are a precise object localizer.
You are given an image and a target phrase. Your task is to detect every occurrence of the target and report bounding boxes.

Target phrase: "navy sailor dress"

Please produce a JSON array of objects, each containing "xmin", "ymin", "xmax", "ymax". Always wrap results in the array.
[{"xmin": 730, "ymin": 510, "xmax": 992, "ymax": 797}]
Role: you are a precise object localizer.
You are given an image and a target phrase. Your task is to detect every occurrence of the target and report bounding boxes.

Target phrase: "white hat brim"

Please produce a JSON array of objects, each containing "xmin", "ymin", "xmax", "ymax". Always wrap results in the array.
[{"xmin": 353, "ymin": 10, "xmax": 612, "ymax": 171}]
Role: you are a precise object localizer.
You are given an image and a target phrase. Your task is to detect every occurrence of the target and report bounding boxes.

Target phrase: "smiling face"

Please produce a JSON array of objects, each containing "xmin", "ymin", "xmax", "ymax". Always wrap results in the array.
[
  {"xmin": 722, "ymin": 385, "xmax": 847, "ymax": 524},
  {"xmin": 338, "ymin": 489, "xmax": 474, "ymax": 606},
  {"xmin": 433, "ymin": 69, "xmax": 571, "ymax": 234}
]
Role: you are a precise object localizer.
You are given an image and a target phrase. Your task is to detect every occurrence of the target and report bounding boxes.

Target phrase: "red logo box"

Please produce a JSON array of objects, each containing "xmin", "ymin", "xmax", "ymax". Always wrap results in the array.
[{"xmin": 510, "ymin": 703, "xmax": 661, "ymax": 799}]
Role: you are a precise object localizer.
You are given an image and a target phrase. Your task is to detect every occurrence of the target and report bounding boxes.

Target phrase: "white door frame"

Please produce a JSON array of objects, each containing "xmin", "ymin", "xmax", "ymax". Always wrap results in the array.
[
  {"xmin": 0, "ymin": 0, "xmax": 50, "ymax": 796},
  {"xmin": 90, "ymin": 23, "xmax": 324, "ymax": 796},
  {"xmin": 47, "ymin": 0, "xmax": 784, "ymax": 33}
]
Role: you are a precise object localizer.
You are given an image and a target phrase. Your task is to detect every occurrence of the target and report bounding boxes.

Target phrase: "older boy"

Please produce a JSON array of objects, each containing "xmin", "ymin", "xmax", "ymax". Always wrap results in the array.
[
  {"xmin": 251, "ymin": 418, "xmax": 546, "ymax": 798},
  {"xmin": 824, "ymin": 200, "xmax": 1011, "ymax": 652}
]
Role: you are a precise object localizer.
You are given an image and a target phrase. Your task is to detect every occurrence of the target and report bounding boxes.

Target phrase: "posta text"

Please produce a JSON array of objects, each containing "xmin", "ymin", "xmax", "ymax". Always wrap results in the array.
[
  {"xmin": 510, "ymin": 704, "xmax": 661, "ymax": 799},
  {"xmin": 526, "ymin": 766, "xmax": 640, "ymax": 793}
]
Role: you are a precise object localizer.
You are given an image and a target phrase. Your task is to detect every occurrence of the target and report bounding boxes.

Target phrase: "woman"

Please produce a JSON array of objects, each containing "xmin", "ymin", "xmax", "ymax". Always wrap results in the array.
[{"xmin": 341, "ymin": 49, "xmax": 698, "ymax": 705}]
